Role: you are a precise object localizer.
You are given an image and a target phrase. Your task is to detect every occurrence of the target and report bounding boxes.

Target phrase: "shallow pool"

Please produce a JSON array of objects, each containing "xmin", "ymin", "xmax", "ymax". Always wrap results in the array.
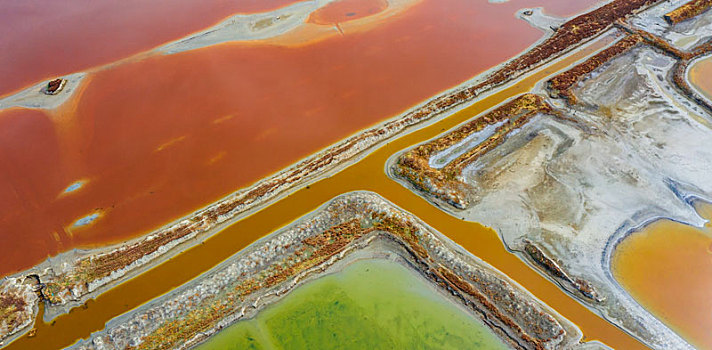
[{"xmin": 198, "ymin": 258, "xmax": 510, "ymax": 350}]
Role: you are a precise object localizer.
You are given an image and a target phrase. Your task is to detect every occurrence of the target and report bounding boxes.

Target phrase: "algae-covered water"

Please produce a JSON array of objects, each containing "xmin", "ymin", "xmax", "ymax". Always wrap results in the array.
[{"xmin": 198, "ymin": 259, "xmax": 510, "ymax": 350}]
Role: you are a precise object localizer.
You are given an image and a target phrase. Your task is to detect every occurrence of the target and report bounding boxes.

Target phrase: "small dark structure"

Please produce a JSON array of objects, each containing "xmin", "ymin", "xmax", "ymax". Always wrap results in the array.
[{"xmin": 44, "ymin": 78, "xmax": 65, "ymax": 95}]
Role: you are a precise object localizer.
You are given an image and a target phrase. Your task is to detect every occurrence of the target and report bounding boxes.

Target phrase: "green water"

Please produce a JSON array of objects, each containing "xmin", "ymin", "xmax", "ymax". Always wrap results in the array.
[{"xmin": 198, "ymin": 259, "xmax": 510, "ymax": 350}]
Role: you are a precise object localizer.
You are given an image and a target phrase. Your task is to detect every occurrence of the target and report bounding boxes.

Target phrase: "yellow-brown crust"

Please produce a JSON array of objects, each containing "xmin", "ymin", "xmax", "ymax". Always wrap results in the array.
[
  {"xmin": 548, "ymin": 35, "xmax": 643, "ymax": 104},
  {"xmin": 126, "ymin": 200, "xmax": 561, "ymax": 350},
  {"xmin": 663, "ymin": 0, "xmax": 712, "ymax": 24},
  {"xmin": 395, "ymin": 94, "xmax": 555, "ymax": 208}
]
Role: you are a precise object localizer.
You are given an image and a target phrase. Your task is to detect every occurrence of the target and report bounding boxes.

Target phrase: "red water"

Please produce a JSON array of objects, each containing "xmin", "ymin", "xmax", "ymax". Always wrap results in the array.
[
  {"xmin": 309, "ymin": 0, "xmax": 388, "ymax": 25},
  {"xmin": 0, "ymin": 0, "xmax": 304, "ymax": 97},
  {"xmin": 0, "ymin": 0, "xmax": 601, "ymax": 275}
]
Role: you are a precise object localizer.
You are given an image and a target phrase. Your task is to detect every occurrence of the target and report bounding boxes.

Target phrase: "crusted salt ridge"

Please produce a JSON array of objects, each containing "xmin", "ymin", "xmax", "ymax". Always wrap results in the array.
[
  {"xmin": 67, "ymin": 192, "xmax": 594, "ymax": 350},
  {"xmin": 0, "ymin": 280, "xmax": 39, "ymax": 348},
  {"xmin": 429, "ymin": 120, "xmax": 507, "ymax": 169},
  {"xmin": 630, "ymin": 0, "xmax": 712, "ymax": 50},
  {"xmin": 389, "ymin": 45, "xmax": 710, "ymax": 349},
  {"xmin": 663, "ymin": 0, "xmax": 712, "ymax": 24},
  {"xmin": 394, "ymin": 94, "xmax": 558, "ymax": 209},
  {"xmin": 547, "ymin": 34, "xmax": 644, "ymax": 104}
]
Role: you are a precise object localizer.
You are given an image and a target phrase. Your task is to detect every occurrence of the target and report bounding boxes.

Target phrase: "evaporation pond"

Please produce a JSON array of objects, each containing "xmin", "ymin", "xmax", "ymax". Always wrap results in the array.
[
  {"xmin": 198, "ymin": 258, "xmax": 510, "ymax": 349},
  {"xmin": 613, "ymin": 204, "xmax": 712, "ymax": 349}
]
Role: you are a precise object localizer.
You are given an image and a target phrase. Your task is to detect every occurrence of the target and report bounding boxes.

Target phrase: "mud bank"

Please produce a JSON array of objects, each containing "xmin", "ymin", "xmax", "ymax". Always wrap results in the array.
[
  {"xmin": 0, "ymin": 0, "xmax": 341, "ymax": 112},
  {"xmin": 158, "ymin": 0, "xmax": 416, "ymax": 54},
  {"xmin": 663, "ymin": 0, "xmax": 712, "ymax": 24}
]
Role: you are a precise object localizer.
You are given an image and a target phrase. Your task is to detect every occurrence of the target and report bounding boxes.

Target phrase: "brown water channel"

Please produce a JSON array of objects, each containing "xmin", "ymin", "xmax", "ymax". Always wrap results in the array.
[
  {"xmin": 613, "ymin": 203, "xmax": 712, "ymax": 349},
  {"xmin": 5, "ymin": 35, "xmax": 647, "ymax": 349}
]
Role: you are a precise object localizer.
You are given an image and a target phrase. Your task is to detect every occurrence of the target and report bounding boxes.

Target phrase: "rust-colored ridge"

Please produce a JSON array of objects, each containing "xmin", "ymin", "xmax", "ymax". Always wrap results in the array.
[
  {"xmin": 663, "ymin": 0, "xmax": 712, "ymax": 24},
  {"xmin": 395, "ymin": 94, "xmax": 555, "ymax": 209},
  {"xmin": 470, "ymin": 0, "xmax": 659, "ymax": 93},
  {"xmin": 549, "ymin": 19, "xmax": 712, "ymax": 113},
  {"xmin": 548, "ymin": 35, "xmax": 643, "ymax": 104},
  {"xmin": 523, "ymin": 242, "xmax": 602, "ymax": 302}
]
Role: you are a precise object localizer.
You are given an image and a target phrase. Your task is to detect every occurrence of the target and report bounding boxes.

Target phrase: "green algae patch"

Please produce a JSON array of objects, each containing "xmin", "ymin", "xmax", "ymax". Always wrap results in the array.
[{"xmin": 198, "ymin": 259, "xmax": 510, "ymax": 350}]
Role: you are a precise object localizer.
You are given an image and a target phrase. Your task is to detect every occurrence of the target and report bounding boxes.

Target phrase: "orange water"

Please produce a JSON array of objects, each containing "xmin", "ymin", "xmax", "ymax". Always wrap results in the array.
[
  {"xmin": 690, "ymin": 56, "xmax": 712, "ymax": 101},
  {"xmin": 613, "ymin": 204, "xmax": 712, "ymax": 349},
  {"xmin": 0, "ymin": 0, "xmax": 601, "ymax": 275}
]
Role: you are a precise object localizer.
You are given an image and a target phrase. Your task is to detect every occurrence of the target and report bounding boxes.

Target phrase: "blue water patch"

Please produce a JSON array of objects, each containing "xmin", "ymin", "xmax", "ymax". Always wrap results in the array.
[
  {"xmin": 63, "ymin": 181, "xmax": 85, "ymax": 193},
  {"xmin": 73, "ymin": 213, "xmax": 100, "ymax": 227}
]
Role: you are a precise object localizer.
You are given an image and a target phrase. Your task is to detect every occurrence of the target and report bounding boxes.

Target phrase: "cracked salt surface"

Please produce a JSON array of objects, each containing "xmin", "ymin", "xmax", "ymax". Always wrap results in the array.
[
  {"xmin": 630, "ymin": 0, "xmax": 712, "ymax": 51},
  {"xmin": 392, "ymin": 47, "xmax": 712, "ymax": 350}
]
